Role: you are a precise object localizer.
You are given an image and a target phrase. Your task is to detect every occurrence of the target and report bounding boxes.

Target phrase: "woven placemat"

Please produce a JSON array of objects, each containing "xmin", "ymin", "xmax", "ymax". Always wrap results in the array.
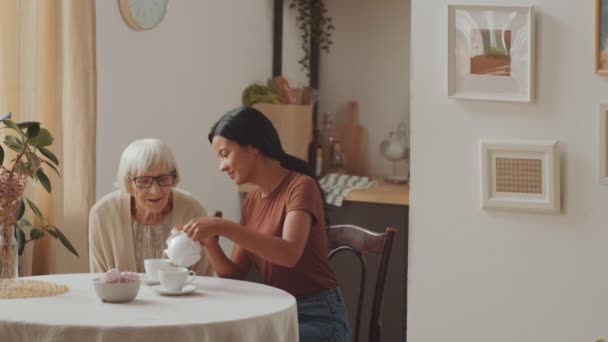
[{"xmin": 0, "ymin": 279, "xmax": 68, "ymax": 299}]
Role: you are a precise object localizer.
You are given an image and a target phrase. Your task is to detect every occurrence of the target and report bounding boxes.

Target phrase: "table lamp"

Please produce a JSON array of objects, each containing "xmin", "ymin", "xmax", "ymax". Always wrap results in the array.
[{"xmin": 379, "ymin": 122, "xmax": 409, "ymax": 184}]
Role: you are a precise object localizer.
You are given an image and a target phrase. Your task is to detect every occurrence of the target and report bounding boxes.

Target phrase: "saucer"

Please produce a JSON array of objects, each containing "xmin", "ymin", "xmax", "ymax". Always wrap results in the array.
[
  {"xmin": 139, "ymin": 275, "xmax": 160, "ymax": 285},
  {"xmin": 151, "ymin": 284, "xmax": 197, "ymax": 296}
]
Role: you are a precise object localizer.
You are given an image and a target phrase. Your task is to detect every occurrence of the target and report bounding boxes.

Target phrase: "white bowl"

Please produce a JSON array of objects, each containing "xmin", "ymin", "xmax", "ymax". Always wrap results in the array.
[{"xmin": 93, "ymin": 278, "xmax": 140, "ymax": 303}]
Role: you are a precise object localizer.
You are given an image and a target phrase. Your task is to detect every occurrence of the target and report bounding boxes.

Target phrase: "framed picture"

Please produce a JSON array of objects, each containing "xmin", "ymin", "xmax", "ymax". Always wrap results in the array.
[
  {"xmin": 480, "ymin": 140, "xmax": 560, "ymax": 213},
  {"xmin": 447, "ymin": 5, "xmax": 535, "ymax": 102},
  {"xmin": 599, "ymin": 104, "xmax": 608, "ymax": 183},
  {"xmin": 596, "ymin": 0, "xmax": 608, "ymax": 74}
]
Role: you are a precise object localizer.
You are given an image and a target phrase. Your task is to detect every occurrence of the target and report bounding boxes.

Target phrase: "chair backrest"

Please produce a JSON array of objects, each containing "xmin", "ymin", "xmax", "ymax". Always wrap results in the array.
[{"xmin": 327, "ymin": 225, "xmax": 397, "ymax": 342}]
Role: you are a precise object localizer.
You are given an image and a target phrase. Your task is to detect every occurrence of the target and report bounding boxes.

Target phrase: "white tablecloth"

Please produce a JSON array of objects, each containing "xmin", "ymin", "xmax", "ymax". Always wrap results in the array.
[{"xmin": 0, "ymin": 273, "xmax": 299, "ymax": 342}]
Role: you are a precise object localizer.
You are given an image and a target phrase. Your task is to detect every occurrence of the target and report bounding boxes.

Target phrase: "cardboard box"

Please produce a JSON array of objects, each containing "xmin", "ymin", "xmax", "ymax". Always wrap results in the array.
[{"xmin": 252, "ymin": 103, "xmax": 313, "ymax": 162}]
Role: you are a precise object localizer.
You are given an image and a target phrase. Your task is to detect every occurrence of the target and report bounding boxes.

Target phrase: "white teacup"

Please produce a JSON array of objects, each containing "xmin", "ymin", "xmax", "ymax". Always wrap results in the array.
[
  {"xmin": 164, "ymin": 228, "xmax": 202, "ymax": 268},
  {"xmin": 144, "ymin": 258, "xmax": 173, "ymax": 281},
  {"xmin": 159, "ymin": 267, "xmax": 196, "ymax": 292}
]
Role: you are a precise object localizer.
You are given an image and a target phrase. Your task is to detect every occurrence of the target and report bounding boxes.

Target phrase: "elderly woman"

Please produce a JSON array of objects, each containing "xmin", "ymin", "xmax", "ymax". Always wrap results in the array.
[{"xmin": 89, "ymin": 138, "xmax": 212, "ymax": 276}]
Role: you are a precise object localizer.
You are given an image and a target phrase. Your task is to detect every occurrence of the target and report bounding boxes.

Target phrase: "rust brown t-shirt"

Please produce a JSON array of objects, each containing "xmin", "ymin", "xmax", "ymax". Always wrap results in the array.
[{"xmin": 241, "ymin": 171, "xmax": 337, "ymax": 299}]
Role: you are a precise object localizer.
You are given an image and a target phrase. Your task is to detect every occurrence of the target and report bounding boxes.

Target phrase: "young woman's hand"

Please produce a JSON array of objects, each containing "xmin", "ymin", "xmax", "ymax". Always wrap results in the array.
[{"xmin": 178, "ymin": 216, "xmax": 222, "ymax": 243}]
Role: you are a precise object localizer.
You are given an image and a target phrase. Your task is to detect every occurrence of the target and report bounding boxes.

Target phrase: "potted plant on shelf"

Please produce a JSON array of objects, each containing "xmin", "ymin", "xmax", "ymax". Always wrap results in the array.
[
  {"xmin": 0, "ymin": 112, "xmax": 78, "ymax": 289},
  {"xmin": 289, "ymin": 0, "xmax": 335, "ymax": 81}
]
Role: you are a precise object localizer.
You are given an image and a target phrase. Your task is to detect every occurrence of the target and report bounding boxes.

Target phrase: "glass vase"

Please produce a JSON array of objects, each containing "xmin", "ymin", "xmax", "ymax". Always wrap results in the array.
[{"xmin": 0, "ymin": 224, "xmax": 19, "ymax": 289}]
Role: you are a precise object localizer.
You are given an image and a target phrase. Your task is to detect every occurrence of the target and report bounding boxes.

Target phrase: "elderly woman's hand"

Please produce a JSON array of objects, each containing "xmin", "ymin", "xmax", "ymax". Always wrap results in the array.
[{"xmin": 178, "ymin": 216, "xmax": 222, "ymax": 243}]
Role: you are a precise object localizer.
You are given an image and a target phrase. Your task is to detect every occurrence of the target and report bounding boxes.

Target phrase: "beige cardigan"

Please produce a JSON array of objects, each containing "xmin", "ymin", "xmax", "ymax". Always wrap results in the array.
[{"xmin": 88, "ymin": 188, "xmax": 213, "ymax": 276}]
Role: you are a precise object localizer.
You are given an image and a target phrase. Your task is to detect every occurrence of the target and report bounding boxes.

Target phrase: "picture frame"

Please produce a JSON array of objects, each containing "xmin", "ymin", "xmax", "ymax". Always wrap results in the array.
[
  {"xmin": 447, "ymin": 5, "xmax": 535, "ymax": 102},
  {"xmin": 599, "ymin": 104, "xmax": 608, "ymax": 184},
  {"xmin": 596, "ymin": 0, "xmax": 608, "ymax": 74},
  {"xmin": 480, "ymin": 140, "xmax": 560, "ymax": 213}
]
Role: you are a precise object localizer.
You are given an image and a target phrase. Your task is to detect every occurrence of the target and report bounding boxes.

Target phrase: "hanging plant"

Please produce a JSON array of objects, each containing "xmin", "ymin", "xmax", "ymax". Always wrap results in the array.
[{"xmin": 289, "ymin": 0, "xmax": 335, "ymax": 81}]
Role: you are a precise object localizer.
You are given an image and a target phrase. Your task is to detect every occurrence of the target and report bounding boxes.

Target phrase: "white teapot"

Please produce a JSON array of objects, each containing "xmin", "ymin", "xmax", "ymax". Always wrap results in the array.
[{"xmin": 163, "ymin": 228, "xmax": 202, "ymax": 268}]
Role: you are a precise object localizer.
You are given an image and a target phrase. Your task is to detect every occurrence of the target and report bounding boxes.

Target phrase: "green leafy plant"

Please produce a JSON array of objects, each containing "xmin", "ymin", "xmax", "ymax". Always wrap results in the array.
[
  {"xmin": 0, "ymin": 112, "xmax": 78, "ymax": 257},
  {"xmin": 242, "ymin": 83, "xmax": 282, "ymax": 106},
  {"xmin": 289, "ymin": 0, "xmax": 335, "ymax": 81}
]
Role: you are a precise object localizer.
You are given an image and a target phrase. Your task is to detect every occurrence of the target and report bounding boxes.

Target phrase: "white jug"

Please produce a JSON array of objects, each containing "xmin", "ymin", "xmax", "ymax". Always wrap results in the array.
[{"xmin": 163, "ymin": 228, "xmax": 202, "ymax": 268}]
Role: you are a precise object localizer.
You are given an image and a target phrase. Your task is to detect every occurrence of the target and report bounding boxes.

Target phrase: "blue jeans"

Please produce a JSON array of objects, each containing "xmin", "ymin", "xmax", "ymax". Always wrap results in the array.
[{"xmin": 297, "ymin": 287, "xmax": 352, "ymax": 342}]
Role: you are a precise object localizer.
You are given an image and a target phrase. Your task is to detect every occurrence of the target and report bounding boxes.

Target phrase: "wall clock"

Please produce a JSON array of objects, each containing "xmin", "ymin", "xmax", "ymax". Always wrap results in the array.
[{"xmin": 119, "ymin": 0, "xmax": 168, "ymax": 31}]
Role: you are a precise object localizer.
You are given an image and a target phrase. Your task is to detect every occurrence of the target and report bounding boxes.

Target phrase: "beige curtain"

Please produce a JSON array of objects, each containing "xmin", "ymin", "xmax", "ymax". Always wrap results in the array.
[{"xmin": 0, "ymin": 0, "xmax": 96, "ymax": 275}]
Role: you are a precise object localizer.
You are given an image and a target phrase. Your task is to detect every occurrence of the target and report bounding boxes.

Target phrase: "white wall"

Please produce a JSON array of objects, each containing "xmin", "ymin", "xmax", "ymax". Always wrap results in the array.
[
  {"xmin": 409, "ymin": 1, "xmax": 608, "ymax": 341},
  {"xmin": 281, "ymin": 2, "xmax": 309, "ymax": 89},
  {"xmin": 96, "ymin": 1, "xmax": 273, "ymax": 223}
]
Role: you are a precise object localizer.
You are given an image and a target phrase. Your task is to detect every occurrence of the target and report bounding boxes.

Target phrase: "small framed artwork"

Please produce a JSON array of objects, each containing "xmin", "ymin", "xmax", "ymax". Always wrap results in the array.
[
  {"xmin": 596, "ymin": 0, "xmax": 608, "ymax": 74},
  {"xmin": 480, "ymin": 140, "xmax": 560, "ymax": 213},
  {"xmin": 599, "ymin": 104, "xmax": 608, "ymax": 183},
  {"xmin": 447, "ymin": 5, "xmax": 535, "ymax": 102}
]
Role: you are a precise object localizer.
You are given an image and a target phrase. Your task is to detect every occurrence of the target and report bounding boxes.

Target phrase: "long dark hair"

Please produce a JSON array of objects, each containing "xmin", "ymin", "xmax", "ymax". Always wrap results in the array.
[
  {"xmin": 208, "ymin": 106, "xmax": 315, "ymax": 178},
  {"xmin": 208, "ymin": 107, "xmax": 328, "ymax": 219}
]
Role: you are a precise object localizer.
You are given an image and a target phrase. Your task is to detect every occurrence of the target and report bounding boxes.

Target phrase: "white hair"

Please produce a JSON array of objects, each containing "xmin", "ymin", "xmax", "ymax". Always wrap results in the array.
[{"xmin": 115, "ymin": 139, "xmax": 180, "ymax": 193}]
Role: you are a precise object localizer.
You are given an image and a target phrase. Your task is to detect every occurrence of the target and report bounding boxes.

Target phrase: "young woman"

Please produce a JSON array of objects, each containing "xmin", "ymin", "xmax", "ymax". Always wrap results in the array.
[{"xmin": 180, "ymin": 107, "xmax": 351, "ymax": 342}]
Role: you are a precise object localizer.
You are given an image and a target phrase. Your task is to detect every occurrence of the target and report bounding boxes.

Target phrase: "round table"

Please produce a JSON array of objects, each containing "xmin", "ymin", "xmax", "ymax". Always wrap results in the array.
[{"xmin": 0, "ymin": 274, "xmax": 298, "ymax": 342}]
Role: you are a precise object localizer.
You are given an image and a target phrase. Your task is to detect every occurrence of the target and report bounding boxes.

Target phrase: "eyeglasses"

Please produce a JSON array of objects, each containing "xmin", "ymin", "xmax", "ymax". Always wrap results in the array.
[{"xmin": 131, "ymin": 174, "xmax": 176, "ymax": 188}]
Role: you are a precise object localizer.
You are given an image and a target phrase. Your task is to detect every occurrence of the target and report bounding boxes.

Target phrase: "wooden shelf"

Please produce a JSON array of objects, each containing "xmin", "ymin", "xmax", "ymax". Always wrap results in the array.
[{"xmin": 238, "ymin": 178, "xmax": 409, "ymax": 206}]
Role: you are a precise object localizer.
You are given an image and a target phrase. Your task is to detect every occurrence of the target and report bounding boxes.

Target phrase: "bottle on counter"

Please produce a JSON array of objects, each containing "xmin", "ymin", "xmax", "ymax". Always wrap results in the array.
[
  {"xmin": 320, "ymin": 113, "xmax": 334, "ymax": 175},
  {"xmin": 329, "ymin": 139, "xmax": 345, "ymax": 174},
  {"xmin": 308, "ymin": 129, "xmax": 323, "ymax": 177}
]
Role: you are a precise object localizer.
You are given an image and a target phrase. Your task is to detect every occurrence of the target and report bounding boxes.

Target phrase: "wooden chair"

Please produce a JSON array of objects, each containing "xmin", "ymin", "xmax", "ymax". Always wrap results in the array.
[{"xmin": 327, "ymin": 225, "xmax": 397, "ymax": 342}]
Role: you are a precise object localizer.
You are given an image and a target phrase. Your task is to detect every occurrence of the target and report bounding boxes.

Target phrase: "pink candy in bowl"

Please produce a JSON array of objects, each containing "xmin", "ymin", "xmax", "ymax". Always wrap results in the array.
[{"xmin": 93, "ymin": 269, "xmax": 140, "ymax": 303}]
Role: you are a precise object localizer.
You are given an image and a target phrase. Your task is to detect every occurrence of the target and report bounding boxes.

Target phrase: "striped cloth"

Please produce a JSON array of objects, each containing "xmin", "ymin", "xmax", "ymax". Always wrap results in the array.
[{"xmin": 319, "ymin": 173, "xmax": 376, "ymax": 207}]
